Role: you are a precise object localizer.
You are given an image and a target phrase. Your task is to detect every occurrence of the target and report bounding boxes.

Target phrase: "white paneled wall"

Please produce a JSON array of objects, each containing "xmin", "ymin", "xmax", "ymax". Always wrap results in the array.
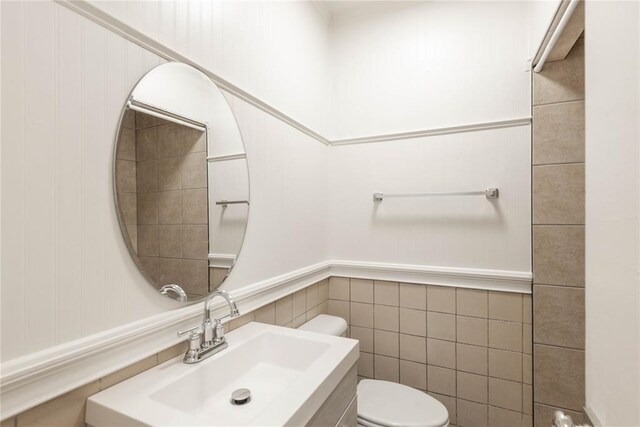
[
  {"xmin": 1, "ymin": 0, "xmax": 534, "ymax": 373},
  {"xmin": 220, "ymin": 93, "xmax": 329, "ymax": 290},
  {"xmin": 328, "ymin": 125, "xmax": 531, "ymax": 273},
  {"xmin": 89, "ymin": 0, "xmax": 331, "ymax": 136},
  {"xmin": 0, "ymin": 0, "xmax": 329, "ymax": 361},
  {"xmin": 1, "ymin": 0, "xmax": 170, "ymax": 361},
  {"xmin": 329, "ymin": 1, "xmax": 531, "ymax": 140}
]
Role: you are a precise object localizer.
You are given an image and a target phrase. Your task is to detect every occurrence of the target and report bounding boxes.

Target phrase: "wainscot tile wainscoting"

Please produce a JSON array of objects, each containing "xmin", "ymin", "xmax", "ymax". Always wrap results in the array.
[
  {"xmin": 327, "ymin": 277, "xmax": 533, "ymax": 427},
  {"xmin": 1, "ymin": 279, "xmax": 330, "ymax": 427}
]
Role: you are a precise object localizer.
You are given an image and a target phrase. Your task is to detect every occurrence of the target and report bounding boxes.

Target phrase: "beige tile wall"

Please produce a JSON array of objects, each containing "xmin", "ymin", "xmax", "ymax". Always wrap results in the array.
[
  {"xmin": 5, "ymin": 279, "xmax": 329, "ymax": 427},
  {"xmin": 133, "ymin": 111, "xmax": 210, "ymax": 299},
  {"xmin": 532, "ymin": 37, "xmax": 585, "ymax": 426},
  {"xmin": 328, "ymin": 277, "xmax": 533, "ymax": 427}
]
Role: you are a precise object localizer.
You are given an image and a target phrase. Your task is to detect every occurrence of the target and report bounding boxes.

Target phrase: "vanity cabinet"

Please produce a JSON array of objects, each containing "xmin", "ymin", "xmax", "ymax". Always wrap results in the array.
[{"xmin": 306, "ymin": 364, "xmax": 357, "ymax": 427}]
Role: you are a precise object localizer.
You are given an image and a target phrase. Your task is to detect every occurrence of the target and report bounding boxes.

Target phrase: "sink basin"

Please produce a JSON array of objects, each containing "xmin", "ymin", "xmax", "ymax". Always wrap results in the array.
[{"xmin": 86, "ymin": 322, "xmax": 359, "ymax": 426}]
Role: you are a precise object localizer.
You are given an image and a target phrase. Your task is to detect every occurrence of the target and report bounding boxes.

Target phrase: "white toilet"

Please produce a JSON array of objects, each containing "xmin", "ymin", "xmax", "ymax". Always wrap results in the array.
[{"xmin": 299, "ymin": 315, "xmax": 449, "ymax": 427}]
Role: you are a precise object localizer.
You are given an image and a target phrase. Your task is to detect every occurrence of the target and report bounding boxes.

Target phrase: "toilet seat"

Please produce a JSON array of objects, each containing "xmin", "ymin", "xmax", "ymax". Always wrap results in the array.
[{"xmin": 357, "ymin": 379, "xmax": 449, "ymax": 427}]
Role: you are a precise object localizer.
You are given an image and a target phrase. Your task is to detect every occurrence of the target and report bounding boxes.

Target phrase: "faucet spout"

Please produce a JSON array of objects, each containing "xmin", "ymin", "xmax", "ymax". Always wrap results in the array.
[{"xmin": 204, "ymin": 289, "xmax": 239, "ymax": 321}]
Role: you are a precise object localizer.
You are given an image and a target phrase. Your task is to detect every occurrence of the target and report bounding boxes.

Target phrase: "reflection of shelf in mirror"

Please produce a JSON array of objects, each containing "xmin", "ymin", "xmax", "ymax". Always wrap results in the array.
[
  {"xmin": 127, "ymin": 99, "xmax": 207, "ymax": 132},
  {"xmin": 216, "ymin": 200, "xmax": 250, "ymax": 207},
  {"xmin": 207, "ymin": 152, "xmax": 247, "ymax": 162}
]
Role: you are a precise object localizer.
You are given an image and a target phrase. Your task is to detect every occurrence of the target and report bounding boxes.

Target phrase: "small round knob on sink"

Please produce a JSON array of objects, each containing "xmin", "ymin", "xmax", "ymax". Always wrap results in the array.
[{"xmin": 231, "ymin": 388, "xmax": 251, "ymax": 406}]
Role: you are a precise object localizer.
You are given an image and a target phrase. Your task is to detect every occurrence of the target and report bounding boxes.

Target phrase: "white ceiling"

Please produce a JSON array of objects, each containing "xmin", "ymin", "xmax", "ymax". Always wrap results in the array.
[{"xmin": 312, "ymin": 1, "xmax": 423, "ymax": 25}]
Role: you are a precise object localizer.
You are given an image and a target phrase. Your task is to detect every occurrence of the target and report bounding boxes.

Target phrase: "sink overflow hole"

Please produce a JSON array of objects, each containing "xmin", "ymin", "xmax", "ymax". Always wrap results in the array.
[{"xmin": 231, "ymin": 388, "xmax": 251, "ymax": 406}]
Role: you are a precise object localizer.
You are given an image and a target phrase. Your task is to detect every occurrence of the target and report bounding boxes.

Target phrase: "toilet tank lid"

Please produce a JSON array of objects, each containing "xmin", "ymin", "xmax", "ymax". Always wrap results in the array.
[{"xmin": 298, "ymin": 314, "xmax": 348, "ymax": 336}]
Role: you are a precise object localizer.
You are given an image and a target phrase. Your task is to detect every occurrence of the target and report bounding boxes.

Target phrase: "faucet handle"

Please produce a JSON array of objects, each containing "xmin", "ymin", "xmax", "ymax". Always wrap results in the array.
[
  {"xmin": 177, "ymin": 325, "xmax": 200, "ymax": 337},
  {"xmin": 213, "ymin": 309, "xmax": 240, "ymax": 324},
  {"xmin": 178, "ymin": 326, "xmax": 202, "ymax": 363},
  {"xmin": 207, "ymin": 317, "xmax": 223, "ymax": 344}
]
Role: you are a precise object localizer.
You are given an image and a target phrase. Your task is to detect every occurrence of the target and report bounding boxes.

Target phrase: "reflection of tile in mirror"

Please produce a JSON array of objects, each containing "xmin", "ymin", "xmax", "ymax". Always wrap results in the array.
[
  {"xmin": 136, "ymin": 160, "xmax": 158, "ymax": 193},
  {"xmin": 138, "ymin": 257, "xmax": 159, "ymax": 283},
  {"xmin": 122, "ymin": 110, "xmax": 211, "ymax": 293},
  {"xmin": 137, "ymin": 225, "xmax": 159, "ymax": 257},
  {"xmin": 157, "ymin": 124, "xmax": 182, "ymax": 158},
  {"xmin": 180, "ymin": 127, "xmax": 206, "ymax": 154},
  {"xmin": 122, "ymin": 108, "xmax": 136, "ymax": 130},
  {"xmin": 159, "ymin": 258, "xmax": 182, "ymax": 286},
  {"xmin": 181, "ymin": 152, "xmax": 207, "ymax": 189},
  {"xmin": 158, "ymin": 191, "xmax": 182, "ymax": 224},
  {"xmin": 183, "ymin": 225, "xmax": 208, "ymax": 260},
  {"xmin": 135, "ymin": 111, "xmax": 158, "ymax": 129},
  {"xmin": 137, "ymin": 193, "xmax": 158, "ymax": 225},
  {"xmin": 117, "ymin": 127, "xmax": 136, "ymax": 161},
  {"xmin": 159, "ymin": 225, "xmax": 183, "ymax": 259},
  {"xmin": 116, "ymin": 160, "xmax": 137, "ymax": 193},
  {"xmin": 127, "ymin": 224, "xmax": 138, "ymax": 252},
  {"xmin": 136, "ymin": 127, "xmax": 158, "ymax": 161},
  {"xmin": 157, "ymin": 156, "xmax": 182, "ymax": 190},
  {"xmin": 182, "ymin": 259, "xmax": 209, "ymax": 295},
  {"xmin": 119, "ymin": 192, "xmax": 137, "ymax": 225},
  {"xmin": 182, "ymin": 188, "xmax": 208, "ymax": 224},
  {"xmin": 210, "ymin": 267, "xmax": 228, "ymax": 290}
]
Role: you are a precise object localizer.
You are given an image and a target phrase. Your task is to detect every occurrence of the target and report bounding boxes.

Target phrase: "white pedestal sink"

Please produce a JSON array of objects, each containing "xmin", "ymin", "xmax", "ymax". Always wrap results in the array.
[{"xmin": 86, "ymin": 322, "xmax": 359, "ymax": 426}]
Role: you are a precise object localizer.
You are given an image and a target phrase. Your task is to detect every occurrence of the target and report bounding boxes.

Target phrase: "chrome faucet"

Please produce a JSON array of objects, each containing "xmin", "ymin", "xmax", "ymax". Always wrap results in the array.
[
  {"xmin": 177, "ymin": 290, "xmax": 240, "ymax": 364},
  {"xmin": 159, "ymin": 284, "xmax": 188, "ymax": 302}
]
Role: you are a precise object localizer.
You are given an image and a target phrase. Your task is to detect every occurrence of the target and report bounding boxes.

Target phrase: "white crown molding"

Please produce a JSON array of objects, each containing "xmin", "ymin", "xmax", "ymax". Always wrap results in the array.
[
  {"xmin": 55, "ymin": 0, "xmax": 530, "ymax": 149},
  {"xmin": 0, "ymin": 259, "xmax": 531, "ymax": 420}
]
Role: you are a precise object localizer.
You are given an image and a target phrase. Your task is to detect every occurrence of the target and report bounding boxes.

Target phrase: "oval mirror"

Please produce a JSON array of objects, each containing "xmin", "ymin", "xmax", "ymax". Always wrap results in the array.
[{"xmin": 113, "ymin": 63, "xmax": 249, "ymax": 303}]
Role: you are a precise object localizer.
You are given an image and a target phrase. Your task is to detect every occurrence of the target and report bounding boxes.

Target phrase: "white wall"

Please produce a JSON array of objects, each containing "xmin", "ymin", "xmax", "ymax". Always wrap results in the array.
[
  {"xmin": 327, "ymin": 1, "xmax": 532, "ymax": 276},
  {"xmin": 526, "ymin": 0, "xmax": 562, "ymax": 60},
  {"xmin": 1, "ymin": 0, "xmax": 535, "ymax": 379},
  {"xmin": 0, "ymin": 0, "xmax": 329, "ymax": 362},
  {"xmin": 90, "ymin": 0, "xmax": 331, "ymax": 136},
  {"xmin": 329, "ymin": 1, "xmax": 531, "ymax": 140},
  {"xmin": 328, "ymin": 126, "xmax": 531, "ymax": 274},
  {"xmin": 584, "ymin": 1, "xmax": 640, "ymax": 426}
]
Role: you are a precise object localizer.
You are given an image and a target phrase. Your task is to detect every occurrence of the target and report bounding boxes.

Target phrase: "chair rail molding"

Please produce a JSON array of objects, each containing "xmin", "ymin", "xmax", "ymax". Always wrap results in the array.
[
  {"xmin": 331, "ymin": 260, "xmax": 532, "ymax": 293},
  {"xmin": 0, "ymin": 259, "xmax": 531, "ymax": 421}
]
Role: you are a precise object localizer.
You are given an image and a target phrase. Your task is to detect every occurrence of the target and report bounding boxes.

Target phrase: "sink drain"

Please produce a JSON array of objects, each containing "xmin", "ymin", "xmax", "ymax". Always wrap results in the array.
[{"xmin": 231, "ymin": 388, "xmax": 251, "ymax": 406}]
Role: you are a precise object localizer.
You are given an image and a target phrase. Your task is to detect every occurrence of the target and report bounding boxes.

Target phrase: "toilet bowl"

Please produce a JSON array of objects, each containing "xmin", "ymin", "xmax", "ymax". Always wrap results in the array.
[{"xmin": 299, "ymin": 315, "xmax": 449, "ymax": 427}]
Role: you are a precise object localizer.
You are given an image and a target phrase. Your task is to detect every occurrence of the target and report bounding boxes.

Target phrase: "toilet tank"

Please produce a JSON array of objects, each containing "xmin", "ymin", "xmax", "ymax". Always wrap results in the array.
[{"xmin": 298, "ymin": 314, "xmax": 348, "ymax": 337}]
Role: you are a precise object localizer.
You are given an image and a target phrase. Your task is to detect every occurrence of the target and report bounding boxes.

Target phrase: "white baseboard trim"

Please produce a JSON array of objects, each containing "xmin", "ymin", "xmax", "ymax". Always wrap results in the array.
[{"xmin": 0, "ymin": 260, "xmax": 530, "ymax": 420}]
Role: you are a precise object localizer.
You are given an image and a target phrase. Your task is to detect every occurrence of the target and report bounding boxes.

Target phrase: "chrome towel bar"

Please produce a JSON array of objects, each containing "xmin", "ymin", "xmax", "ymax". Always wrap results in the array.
[
  {"xmin": 216, "ymin": 200, "xmax": 250, "ymax": 207},
  {"xmin": 373, "ymin": 188, "xmax": 499, "ymax": 201}
]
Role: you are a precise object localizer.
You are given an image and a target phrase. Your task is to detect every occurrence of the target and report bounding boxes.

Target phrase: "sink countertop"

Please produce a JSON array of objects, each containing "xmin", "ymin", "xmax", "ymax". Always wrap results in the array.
[{"xmin": 86, "ymin": 322, "xmax": 359, "ymax": 427}]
